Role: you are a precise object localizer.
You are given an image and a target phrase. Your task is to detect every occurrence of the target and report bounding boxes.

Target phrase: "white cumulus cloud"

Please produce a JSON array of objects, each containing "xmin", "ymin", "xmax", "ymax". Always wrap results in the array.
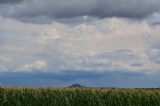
[
  {"xmin": 18, "ymin": 60, "xmax": 48, "ymax": 72},
  {"xmin": 0, "ymin": 65, "xmax": 8, "ymax": 72},
  {"xmin": 0, "ymin": 14, "xmax": 160, "ymax": 73}
]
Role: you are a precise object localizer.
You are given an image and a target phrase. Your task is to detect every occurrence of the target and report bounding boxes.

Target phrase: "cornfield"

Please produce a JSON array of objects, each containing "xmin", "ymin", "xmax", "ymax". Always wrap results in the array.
[{"xmin": 0, "ymin": 87, "xmax": 160, "ymax": 106}]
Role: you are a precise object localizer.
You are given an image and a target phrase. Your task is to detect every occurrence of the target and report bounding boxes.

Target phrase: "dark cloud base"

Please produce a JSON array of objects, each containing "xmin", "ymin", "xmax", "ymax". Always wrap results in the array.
[
  {"xmin": 0, "ymin": 0, "xmax": 23, "ymax": 4},
  {"xmin": 1, "ymin": 0, "xmax": 160, "ymax": 23}
]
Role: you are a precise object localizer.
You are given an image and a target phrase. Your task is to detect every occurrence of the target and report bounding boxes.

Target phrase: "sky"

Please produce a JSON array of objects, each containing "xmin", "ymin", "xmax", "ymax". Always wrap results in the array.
[{"xmin": 0, "ymin": 0, "xmax": 160, "ymax": 88}]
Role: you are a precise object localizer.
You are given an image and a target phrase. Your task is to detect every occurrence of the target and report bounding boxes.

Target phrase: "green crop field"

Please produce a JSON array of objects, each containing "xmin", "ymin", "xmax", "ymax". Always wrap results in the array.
[{"xmin": 0, "ymin": 87, "xmax": 160, "ymax": 106}]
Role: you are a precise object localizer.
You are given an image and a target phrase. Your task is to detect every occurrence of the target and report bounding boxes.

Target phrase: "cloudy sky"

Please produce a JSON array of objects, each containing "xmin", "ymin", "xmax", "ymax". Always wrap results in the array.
[{"xmin": 0, "ymin": 0, "xmax": 160, "ymax": 88}]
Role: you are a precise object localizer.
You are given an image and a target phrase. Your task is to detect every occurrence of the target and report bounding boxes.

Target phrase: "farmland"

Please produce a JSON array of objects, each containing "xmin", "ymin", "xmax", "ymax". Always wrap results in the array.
[{"xmin": 0, "ymin": 87, "xmax": 160, "ymax": 106}]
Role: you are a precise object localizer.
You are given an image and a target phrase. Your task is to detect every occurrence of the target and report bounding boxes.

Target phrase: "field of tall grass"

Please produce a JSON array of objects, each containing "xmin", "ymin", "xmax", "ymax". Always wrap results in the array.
[{"xmin": 0, "ymin": 87, "xmax": 160, "ymax": 106}]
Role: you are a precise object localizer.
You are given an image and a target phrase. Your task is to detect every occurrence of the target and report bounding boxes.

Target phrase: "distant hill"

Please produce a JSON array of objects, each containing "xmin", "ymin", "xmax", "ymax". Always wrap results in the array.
[{"xmin": 69, "ymin": 84, "xmax": 86, "ymax": 88}]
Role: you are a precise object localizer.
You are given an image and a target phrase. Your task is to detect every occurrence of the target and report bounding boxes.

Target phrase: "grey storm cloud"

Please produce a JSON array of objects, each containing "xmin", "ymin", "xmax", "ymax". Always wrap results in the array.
[
  {"xmin": 1, "ymin": 0, "xmax": 160, "ymax": 21},
  {"xmin": 0, "ymin": 0, "xmax": 23, "ymax": 4}
]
